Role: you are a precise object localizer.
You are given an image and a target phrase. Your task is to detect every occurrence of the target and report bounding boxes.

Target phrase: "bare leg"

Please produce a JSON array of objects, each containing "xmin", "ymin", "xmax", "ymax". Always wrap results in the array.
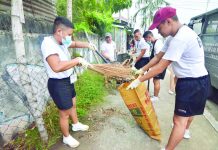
[
  {"xmin": 59, "ymin": 109, "xmax": 71, "ymax": 137},
  {"xmin": 166, "ymin": 114, "xmax": 189, "ymax": 150},
  {"xmin": 169, "ymin": 73, "xmax": 175, "ymax": 92},
  {"xmin": 153, "ymin": 79, "xmax": 160, "ymax": 97},
  {"xmin": 70, "ymin": 97, "xmax": 78, "ymax": 124},
  {"xmin": 186, "ymin": 117, "xmax": 193, "ymax": 129}
]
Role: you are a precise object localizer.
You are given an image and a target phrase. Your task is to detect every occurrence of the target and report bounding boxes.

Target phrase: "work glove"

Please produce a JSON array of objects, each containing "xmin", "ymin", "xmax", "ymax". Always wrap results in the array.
[
  {"xmin": 78, "ymin": 57, "xmax": 93, "ymax": 69},
  {"xmin": 88, "ymin": 43, "xmax": 97, "ymax": 51},
  {"xmin": 131, "ymin": 66, "xmax": 138, "ymax": 74},
  {"xmin": 126, "ymin": 78, "xmax": 141, "ymax": 90},
  {"xmin": 135, "ymin": 68, "xmax": 145, "ymax": 75}
]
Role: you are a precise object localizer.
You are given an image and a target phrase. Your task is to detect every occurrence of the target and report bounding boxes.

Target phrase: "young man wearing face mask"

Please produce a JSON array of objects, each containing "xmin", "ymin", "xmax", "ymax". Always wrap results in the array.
[
  {"xmin": 101, "ymin": 33, "xmax": 116, "ymax": 62},
  {"xmin": 41, "ymin": 16, "xmax": 96, "ymax": 148},
  {"xmin": 143, "ymin": 31, "xmax": 166, "ymax": 102},
  {"xmin": 127, "ymin": 7, "xmax": 209, "ymax": 150},
  {"xmin": 133, "ymin": 29, "xmax": 151, "ymax": 69}
]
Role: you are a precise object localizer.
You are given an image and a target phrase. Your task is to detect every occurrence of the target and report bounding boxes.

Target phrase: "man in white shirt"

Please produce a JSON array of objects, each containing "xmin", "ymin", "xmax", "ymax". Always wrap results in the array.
[
  {"xmin": 101, "ymin": 33, "xmax": 116, "ymax": 62},
  {"xmin": 133, "ymin": 29, "xmax": 151, "ymax": 69},
  {"xmin": 41, "ymin": 16, "xmax": 96, "ymax": 148},
  {"xmin": 127, "ymin": 7, "xmax": 209, "ymax": 150},
  {"xmin": 143, "ymin": 31, "xmax": 166, "ymax": 102}
]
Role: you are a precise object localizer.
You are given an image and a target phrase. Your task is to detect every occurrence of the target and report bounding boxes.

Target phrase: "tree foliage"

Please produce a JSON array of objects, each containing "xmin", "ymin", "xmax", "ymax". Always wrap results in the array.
[
  {"xmin": 133, "ymin": 0, "xmax": 169, "ymax": 28},
  {"xmin": 56, "ymin": 0, "xmax": 132, "ymax": 36}
]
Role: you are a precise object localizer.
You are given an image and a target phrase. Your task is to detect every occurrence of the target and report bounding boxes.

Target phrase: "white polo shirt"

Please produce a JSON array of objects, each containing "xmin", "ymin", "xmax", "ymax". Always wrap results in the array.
[
  {"xmin": 135, "ymin": 39, "xmax": 151, "ymax": 58},
  {"xmin": 41, "ymin": 36, "xmax": 73, "ymax": 79},
  {"xmin": 161, "ymin": 26, "xmax": 208, "ymax": 78},
  {"xmin": 101, "ymin": 41, "xmax": 116, "ymax": 61},
  {"xmin": 153, "ymin": 39, "xmax": 163, "ymax": 55}
]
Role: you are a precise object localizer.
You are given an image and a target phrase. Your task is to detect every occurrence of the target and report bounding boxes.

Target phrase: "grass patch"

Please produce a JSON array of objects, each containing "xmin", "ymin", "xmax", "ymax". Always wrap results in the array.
[{"xmin": 4, "ymin": 70, "xmax": 107, "ymax": 149}]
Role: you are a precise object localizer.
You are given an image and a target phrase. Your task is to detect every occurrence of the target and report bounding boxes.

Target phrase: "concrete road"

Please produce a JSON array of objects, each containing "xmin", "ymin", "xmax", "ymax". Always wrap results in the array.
[{"xmin": 50, "ymin": 72, "xmax": 218, "ymax": 150}]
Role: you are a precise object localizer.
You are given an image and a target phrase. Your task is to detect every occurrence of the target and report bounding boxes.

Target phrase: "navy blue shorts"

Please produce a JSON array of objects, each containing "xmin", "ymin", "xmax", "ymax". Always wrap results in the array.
[
  {"xmin": 175, "ymin": 75, "xmax": 209, "ymax": 117},
  {"xmin": 154, "ymin": 69, "xmax": 166, "ymax": 80},
  {"xmin": 135, "ymin": 57, "xmax": 150, "ymax": 69},
  {"xmin": 47, "ymin": 77, "xmax": 76, "ymax": 110}
]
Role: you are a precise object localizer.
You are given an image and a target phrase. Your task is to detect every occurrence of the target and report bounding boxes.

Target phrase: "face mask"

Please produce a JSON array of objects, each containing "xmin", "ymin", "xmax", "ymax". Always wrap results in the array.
[{"xmin": 62, "ymin": 35, "xmax": 72, "ymax": 48}]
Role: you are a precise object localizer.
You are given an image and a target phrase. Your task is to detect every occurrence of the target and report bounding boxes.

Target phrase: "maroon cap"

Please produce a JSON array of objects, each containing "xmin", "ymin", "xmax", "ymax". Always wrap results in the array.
[{"xmin": 149, "ymin": 7, "xmax": 176, "ymax": 30}]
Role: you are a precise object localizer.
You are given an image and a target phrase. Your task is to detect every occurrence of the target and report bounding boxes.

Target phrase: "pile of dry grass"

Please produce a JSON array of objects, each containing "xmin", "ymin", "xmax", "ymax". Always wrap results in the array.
[{"xmin": 89, "ymin": 64, "xmax": 134, "ymax": 81}]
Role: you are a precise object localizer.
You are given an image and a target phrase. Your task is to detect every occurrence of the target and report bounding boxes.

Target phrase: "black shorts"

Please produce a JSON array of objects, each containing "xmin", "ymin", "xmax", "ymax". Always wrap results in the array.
[
  {"xmin": 175, "ymin": 75, "xmax": 209, "ymax": 117},
  {"xmin": 154, "ymin": 69, "xmax": 166, "ymax": 80},
  {"xmin": 134, "ymin": 57, "xmax": 150, "ymax": 69},
  {"xmin": 47, "ymin": 77, "xmax": 76, "ymax": 110}
]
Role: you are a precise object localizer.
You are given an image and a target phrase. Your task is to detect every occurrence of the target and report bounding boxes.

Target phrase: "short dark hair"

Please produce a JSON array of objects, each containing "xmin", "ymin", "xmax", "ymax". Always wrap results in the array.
[
  {"xmin": 134, "ymin": 29, "xmax": 140, "ymax": 35},
  {"xmin": 53, "ymin": 16, "xmax": 74, "ymax": 33},
  {"xmin": 143, "ymin": 31, "xmax": 153, "ymax": 38}
]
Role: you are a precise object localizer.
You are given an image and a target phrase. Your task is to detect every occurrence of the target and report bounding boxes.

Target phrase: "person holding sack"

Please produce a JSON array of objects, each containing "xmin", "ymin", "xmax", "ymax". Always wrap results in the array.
[
  {"xmin": 127, "ymin": 7, "xmax": 209, "ymax": 150},
  {"xmin": 41, "ymin": 16, "xmax": 96, "ymax": 148}
]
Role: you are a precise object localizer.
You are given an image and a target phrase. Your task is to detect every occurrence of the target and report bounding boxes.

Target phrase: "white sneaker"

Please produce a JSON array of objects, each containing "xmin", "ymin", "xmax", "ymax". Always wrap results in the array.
[
  {"xmin": 184, "ymin": 129, "xmax": 191, "ymax": 139},
  {"xmin": 151, "ymin": 96, "xmax": 159, "ymax": 102},
  {"xmin": 63, "ymin": 135, "xmax": 80, "ymax": 148},
  {"xmin": 161, "ymin": 148, "xmax": 166, "ymax": 150},
  {"xmin": 72, "ymin": 122, "xmax": 89, "ymax": 131},
  {"xmin": 168, "ymin": 90, "xmax": 174, "ymax": 95}
]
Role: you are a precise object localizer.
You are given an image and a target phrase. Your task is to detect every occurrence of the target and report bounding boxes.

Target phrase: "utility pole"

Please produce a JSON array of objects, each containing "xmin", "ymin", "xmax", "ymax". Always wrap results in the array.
[{"xmin": 67, "ymin": 0, "xmax": 72, "ymax": 21}]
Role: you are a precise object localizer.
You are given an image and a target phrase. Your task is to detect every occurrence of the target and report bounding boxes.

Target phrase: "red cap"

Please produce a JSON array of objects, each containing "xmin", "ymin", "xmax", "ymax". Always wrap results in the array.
[{"xmin": 149, "ymin": 7, "xmax": 176, "ymax": 30}]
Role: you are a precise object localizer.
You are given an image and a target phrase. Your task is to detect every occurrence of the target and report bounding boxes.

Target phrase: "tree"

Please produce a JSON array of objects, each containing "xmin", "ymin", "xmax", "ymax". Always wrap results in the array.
[
  {"xmin": 133, "ymin": 0, "xmax": 169, "ymax": 29},
  {"xmin": 56, "ymin": 0, "xmax": 132, "ymax": 36}
]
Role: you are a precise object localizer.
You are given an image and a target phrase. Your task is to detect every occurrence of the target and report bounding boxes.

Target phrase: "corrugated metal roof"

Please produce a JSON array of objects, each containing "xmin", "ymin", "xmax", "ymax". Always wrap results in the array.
[{"xmin": 0, "ymin": 0, "xmax": 56, "ymax": 22}]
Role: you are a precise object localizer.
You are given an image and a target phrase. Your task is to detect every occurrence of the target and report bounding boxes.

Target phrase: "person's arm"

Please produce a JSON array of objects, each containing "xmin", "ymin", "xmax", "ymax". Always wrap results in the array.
[
  {"xmin": 139, "ymin": 59, "xmax": 171, "ymax": 82},
  {"xmin": 141, "ymin": 51, "xmax": 165, "ymax": 71},
  {"xmin": 127, "ymin": 58, "xmax": 171, "ymax": 90},
  {"xmin": 46, "ymin": 54, "xmax": 79, "ymax": 73},
  {"xmin": 135, "ymin": 49, "xmax": 146, "ymax": 62},
  {"xmin": 69, "ymin": 41, "xmax": 90, "ymax": 48},
  {"xmin": 101, "ymin": 52, "xmax": 111, "ymax": 61}
]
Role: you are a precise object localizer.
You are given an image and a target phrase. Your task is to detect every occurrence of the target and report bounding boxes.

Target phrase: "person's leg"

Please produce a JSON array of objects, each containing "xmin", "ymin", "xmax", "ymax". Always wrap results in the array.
[
  {"xmin": 168, "ymin": 67, "xmax": 175, "ymax": 94},
  {"xmin": 60, "ymin": 108, "xmax": 80, "ymax": 148},
  {"xmin": 165, "ymin": 114, "xmax": 189, "ymax": 150},
  {"xmin": 70, "ymin": 97, "xmax": 78, "ymax": 124},
  {"xmin": 169, "ymin": 73, "xmax": 175, "ymax": 92},
  {"xmin": 186, "ymin": 116, "xmax": 193, "ymax": 129},
  {"xmin": 153, "ymin": 78, "xmax": 160, "ymax": 97},
  {"xmin": 70, "ymin": 97, "xmax": 89, "ymax": 131},
  {"xmin": 59, "ymin": 109, "xmax": 71, "ymax": 137}
]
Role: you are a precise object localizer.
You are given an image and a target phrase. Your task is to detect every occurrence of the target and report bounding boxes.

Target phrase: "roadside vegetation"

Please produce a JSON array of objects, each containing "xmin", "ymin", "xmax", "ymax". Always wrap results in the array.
[{"xmin": 4, "ymin": 70, "xmax": 108, "ymax": 150}]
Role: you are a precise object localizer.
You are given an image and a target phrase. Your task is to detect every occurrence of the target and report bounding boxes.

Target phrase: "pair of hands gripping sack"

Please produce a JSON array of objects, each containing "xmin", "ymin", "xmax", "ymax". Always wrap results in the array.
[
  {"xmin": 126, "ymin": 66, "xmax": 145, "ymax": 90},
  {"xmin": 127, "ymin": 51, "xmax": 147, "ymax": 90}
]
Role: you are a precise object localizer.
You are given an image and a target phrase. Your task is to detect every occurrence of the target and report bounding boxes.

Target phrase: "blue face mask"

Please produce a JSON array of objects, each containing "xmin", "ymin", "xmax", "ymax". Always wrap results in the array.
[{"xmin": 62, "ymin": 35, "xmax": 72, "ymax": 48}]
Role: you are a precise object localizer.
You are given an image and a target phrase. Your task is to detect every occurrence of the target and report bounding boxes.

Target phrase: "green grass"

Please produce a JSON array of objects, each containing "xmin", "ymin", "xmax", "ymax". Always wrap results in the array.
[{"xmin": 4, "ymin": 70, "xmax": 107, "ymax": 150}]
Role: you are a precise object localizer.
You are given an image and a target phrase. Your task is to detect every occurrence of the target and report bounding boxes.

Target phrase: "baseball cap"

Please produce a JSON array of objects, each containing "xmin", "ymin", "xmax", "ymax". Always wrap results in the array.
[
  {"xmin": 149, "ymin": 7, "xmax": 176, "ymax": 30},
  {"xmin": 105, "ymin": 33, "xmax": 112, "ymax": 38}
]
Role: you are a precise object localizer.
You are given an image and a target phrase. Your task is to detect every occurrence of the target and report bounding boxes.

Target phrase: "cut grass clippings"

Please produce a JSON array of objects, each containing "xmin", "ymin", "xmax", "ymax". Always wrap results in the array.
[{"xmin": 4, "ymin": 70, "xmax": 108, "ymax": 150}]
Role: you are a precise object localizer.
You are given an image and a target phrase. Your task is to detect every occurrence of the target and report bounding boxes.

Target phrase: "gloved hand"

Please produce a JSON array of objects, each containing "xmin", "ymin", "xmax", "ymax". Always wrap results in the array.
[
  {"xmin": 77, "ymin": 57, "xmax": 93, "ymax": 69},
  {"xmin": 131, "ymin": 66, "xmax": 138, "ymax": 74},
  {"xmin": 126, "ymin": 78, "xmax": 141, "ymax": 90},
  {"xmin": 135, "ymin": 68, "xmax": 145, "ymax": 75},
  {"xmin": 88, "ymin": 43, "xmax": 97, "ymax": 51}
]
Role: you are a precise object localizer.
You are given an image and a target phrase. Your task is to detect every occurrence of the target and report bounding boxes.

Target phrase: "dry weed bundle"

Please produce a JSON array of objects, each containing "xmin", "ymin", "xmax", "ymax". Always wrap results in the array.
[{"xmin": 89, "ymin": 64, "xmax": 134, "ymax": 81}]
